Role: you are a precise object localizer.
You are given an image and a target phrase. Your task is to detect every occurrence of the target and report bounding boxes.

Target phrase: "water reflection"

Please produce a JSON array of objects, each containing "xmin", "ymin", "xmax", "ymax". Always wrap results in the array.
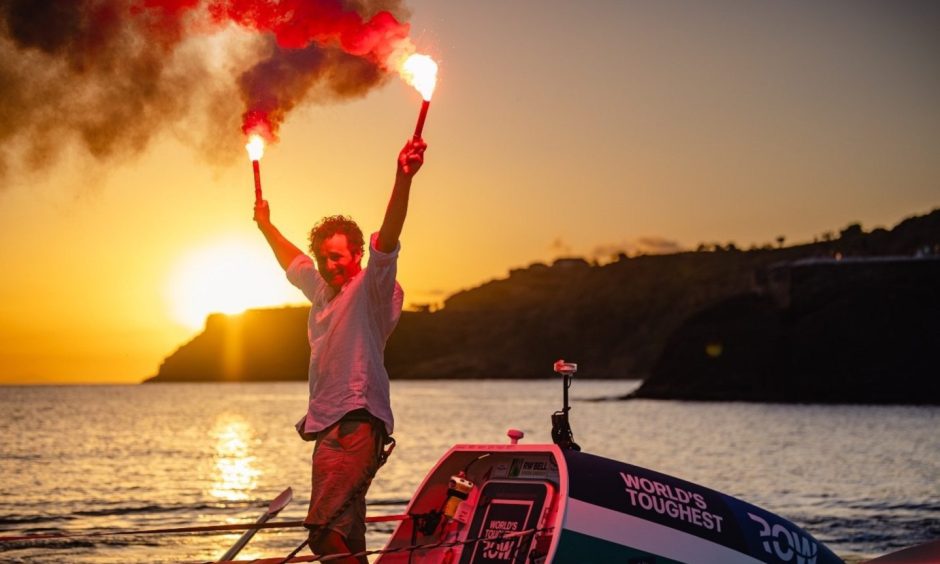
[{"xmin": 209, "ymin": 415, "xmax": 260, "ymax": 501}]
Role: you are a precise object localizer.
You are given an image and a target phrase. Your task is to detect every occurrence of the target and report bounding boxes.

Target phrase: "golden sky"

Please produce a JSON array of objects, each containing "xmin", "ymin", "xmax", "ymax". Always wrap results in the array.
[{"xmin": 0, "ymin": 1, "xmax": 937, "ymax": 384}]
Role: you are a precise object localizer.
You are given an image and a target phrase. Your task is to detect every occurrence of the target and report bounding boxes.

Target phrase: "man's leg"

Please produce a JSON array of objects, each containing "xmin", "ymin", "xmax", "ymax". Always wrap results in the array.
[
  {"xmin": 305, "ymin": 419, "xmax": 380, "ymax": 564},
  {"xmin": 307, "ymin": 527, "xmax": 363, "ymax": 564},
  {"xmin": 344, "ymin": 488, "xmax": 369, "ymax": 564},
  {"xmin": 346, "ymin": 534, "xmax": 368, "ymax": 564},
  {"xmin": 306, "ymin": 491, "xmax": 368, "ymax": 564}
]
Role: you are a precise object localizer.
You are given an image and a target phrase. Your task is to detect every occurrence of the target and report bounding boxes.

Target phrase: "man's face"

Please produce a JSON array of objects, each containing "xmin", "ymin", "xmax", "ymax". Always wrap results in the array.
[{"xmin": 315, "ymin": 233, "xmax": 362, "ymax": 291}]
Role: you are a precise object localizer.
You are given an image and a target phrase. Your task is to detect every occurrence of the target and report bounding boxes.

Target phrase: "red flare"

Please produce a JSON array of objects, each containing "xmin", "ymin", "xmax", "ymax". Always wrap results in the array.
[
  {"xmin": 414, "ymin": 99, "xmax": 429, "ymax": 140},
  {"xmin": 252, "ymin": 160, "xmax": 262, "ymax": 203},
  {"xmin": 241, "ymin": 109, "xmax": 275, "ymax": 142}
]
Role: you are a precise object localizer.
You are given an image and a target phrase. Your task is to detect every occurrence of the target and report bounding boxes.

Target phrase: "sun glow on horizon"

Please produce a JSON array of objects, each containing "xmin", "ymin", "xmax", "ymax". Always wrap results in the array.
[{"xmin": 167, "ymin": 237, "xmax": 300, "ymax": 330}]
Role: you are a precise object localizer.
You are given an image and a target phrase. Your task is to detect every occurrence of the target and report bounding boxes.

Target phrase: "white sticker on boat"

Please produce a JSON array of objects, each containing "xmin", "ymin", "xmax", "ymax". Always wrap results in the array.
[
  {"xmin": 620, "ymin": 471, "xmax": 725, "ymax": 533},
  {"xmin": 509, "ymin": 457, "xmax": 553, "ymax": 479},
  {"xmin": 747, "ymin": 512, "xmax": 819, "ymax": 563}
]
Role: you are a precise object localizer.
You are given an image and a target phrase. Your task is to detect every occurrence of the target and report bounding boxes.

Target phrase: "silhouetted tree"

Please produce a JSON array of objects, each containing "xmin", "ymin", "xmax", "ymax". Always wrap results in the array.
[{"xmin": 840, "ymin": 223, "xmax": 864, "ymax": 239}]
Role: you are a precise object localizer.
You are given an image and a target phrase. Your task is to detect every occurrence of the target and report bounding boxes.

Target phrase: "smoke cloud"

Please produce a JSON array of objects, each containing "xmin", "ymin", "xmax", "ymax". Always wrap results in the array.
[{"xmin": 0, "ymin": 0, "xmax": 413, "ymax": 182}]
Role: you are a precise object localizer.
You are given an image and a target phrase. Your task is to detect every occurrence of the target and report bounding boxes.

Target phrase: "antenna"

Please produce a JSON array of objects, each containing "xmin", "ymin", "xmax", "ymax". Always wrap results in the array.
[{"xmin": 551, "ymin": 360, "xmax": 580, "ymax": 451}]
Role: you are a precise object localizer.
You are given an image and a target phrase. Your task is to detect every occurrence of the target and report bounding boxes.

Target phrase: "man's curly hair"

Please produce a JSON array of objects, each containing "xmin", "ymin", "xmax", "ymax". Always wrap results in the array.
[{"xmin": 308, "ymin": 215, "xmax": 365, "ymax": 258}]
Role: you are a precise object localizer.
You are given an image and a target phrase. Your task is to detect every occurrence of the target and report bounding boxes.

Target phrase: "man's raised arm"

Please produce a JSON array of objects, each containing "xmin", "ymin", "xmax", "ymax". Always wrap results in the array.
[
  {"xmin": 254, "ymin": 200, "xmax": 304, "ymax": 271},
  {"xmin": 376, "ymin": 138, "xmax": 427, "ymax": 253}
]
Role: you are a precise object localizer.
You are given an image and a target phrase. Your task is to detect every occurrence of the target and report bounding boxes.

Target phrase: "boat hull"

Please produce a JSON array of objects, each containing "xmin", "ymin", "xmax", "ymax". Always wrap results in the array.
[
  {"xmin": 377, "ymin": 443, "xmax": 842, "ymax": 564},
  {"xmin": 559, "ymin": 449, "xmax": 841, "ymax": 563}
]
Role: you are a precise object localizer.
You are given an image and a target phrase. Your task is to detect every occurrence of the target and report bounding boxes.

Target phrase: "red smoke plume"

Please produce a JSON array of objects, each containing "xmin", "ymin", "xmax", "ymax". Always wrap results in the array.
[
  {"xmin": 208, "ymin": 1, "xmax": 410, "ymax": 140},
  {"xmin": 0, "ymin": 0, "xmax": 414, "ymax": 179}
]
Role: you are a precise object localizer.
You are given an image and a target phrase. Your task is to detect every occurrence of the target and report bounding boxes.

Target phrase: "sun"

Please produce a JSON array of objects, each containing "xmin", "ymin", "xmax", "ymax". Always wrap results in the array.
[{"xmin": 167, "ymin": 236, "xmax": 301, "ymax": 329}]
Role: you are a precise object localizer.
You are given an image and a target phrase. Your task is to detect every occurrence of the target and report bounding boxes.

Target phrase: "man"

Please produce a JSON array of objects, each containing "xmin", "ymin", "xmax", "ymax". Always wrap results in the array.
[{"xmin": 253, "ymin": 137, "xmax": 427, "ymax": 563}]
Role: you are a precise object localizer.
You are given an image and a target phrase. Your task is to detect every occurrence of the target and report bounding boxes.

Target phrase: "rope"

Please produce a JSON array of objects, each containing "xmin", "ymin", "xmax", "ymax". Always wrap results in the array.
[
  {"xmin": 211, "ymin": 526, "xmax": 553, "ymax": 564},
  {"xmin": 0, "ymin": 515, "xmax": 408, "ymax": 544}
]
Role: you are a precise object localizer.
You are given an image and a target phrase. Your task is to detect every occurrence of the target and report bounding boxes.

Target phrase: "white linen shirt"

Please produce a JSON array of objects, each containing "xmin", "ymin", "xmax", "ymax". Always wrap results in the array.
[{"xmin": 286, "ymin": 233, "xmax": 403, "ymax": 438}]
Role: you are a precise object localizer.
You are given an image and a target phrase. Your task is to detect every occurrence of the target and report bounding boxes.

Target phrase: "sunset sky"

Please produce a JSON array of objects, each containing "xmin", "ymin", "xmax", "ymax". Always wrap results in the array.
[{"xmin": 0, "ymin": 1, "xmax": 937, "ymax": 384}]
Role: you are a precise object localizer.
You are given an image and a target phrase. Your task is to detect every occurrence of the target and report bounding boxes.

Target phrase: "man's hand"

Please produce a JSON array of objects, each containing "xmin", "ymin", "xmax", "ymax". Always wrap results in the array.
[
  {"xmin": 397, "ymin": 138, "xmax": 427, "ymax": 177},
  {"xmin": 254, "ymin": 199, "xmax": 271, "ymax": 227},
  {"xmin": 253, "ymin": 198, "xmax": 304, "ymax": 271}
]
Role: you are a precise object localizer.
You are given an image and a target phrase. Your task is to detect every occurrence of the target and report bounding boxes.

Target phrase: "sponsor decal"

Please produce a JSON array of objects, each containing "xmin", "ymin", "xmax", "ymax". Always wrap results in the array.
[
  {"xmin": 471, "ymin": 499, "xmax": 534, "ymax": 563},
  {"xmin": 747, "ymin": 513, "xmax": 818, "ymax": 564},
  {"xmin": 620, "ymin": 472, "xmax": 724, "ymax": 533},
  {"xmin": 509, "ymin": 457, "xmax": 553, "ymax": 479}
]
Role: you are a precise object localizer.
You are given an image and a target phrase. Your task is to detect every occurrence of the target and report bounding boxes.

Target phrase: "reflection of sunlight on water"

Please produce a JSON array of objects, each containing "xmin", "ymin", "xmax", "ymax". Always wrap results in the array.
[{"xmin": 210, "ymin": 415, "xmax": 260, "ymax": 501}]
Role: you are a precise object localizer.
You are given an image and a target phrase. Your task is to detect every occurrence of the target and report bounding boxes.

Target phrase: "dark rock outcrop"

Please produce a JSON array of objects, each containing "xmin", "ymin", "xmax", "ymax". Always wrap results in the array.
[
  {"xmin": 631, "ymin": 257, "xmax": 940, "ymax": 404},
  {"xmin": 151, "ymin": 308, "xmax": 310, "ymax": 382}
]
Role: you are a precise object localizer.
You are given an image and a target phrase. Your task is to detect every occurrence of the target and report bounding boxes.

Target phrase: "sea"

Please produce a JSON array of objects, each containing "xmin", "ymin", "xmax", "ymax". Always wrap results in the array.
[{"xmin": 0, "ymin": 381, "xmax": 937, "ymax": 563}]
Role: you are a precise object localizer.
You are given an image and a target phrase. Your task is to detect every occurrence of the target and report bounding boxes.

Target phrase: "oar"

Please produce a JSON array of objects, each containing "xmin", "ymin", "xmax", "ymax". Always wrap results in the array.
[{"xmin": 219, "ymin": 487, "xmax": 293, "ymax": 562}]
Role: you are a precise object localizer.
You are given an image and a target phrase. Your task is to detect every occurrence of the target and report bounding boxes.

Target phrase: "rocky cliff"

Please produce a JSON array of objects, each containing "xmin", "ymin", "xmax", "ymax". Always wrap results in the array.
[{"xmin": 147, "ymin": 208, "xmax": 940, "ymax": 400}]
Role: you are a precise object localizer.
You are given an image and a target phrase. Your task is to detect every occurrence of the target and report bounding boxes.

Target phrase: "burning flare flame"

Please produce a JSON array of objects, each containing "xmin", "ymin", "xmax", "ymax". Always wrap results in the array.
[
  {"xmin": 245, "ymin": 134, "xmax": 265, "ymax": 161},
  {"xmin": 400, "ymin": 53, "xmax": 438, "ymax": 101}
]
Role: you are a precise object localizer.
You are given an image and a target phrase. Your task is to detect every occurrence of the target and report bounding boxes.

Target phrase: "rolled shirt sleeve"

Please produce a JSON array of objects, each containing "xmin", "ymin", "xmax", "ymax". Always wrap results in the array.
[
  {"xmin": 365, "ymin": 233, "xmax": 404, "ymax": 336},
  {"xmin": 286, "ymin": 254, "xmax": 325, "ymax": 303}
]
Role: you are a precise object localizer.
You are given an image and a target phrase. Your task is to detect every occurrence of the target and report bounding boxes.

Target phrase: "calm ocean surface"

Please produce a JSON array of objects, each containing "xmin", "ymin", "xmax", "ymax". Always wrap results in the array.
[{"xmin": 0, "ymin": 381, "xmax": 937, "ymax": 563}]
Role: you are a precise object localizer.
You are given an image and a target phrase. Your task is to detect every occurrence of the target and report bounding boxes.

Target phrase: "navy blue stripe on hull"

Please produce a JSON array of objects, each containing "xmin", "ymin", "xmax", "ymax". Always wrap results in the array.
[{"xmin": 553, "ymin": 529, "xmax": 683, "ymax": 564}]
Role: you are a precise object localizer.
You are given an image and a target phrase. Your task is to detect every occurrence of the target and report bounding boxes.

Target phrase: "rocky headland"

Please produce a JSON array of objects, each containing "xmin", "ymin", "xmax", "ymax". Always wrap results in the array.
[{"xmin": 146, "ymin": 209, "xmax": 940, "ymax": 404}]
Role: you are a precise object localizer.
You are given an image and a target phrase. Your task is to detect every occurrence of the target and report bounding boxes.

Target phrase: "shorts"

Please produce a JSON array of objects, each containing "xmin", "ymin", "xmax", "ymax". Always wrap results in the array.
[{"xmin": 305, "ymin": 415, "xmax": 384, "ymax": 543}]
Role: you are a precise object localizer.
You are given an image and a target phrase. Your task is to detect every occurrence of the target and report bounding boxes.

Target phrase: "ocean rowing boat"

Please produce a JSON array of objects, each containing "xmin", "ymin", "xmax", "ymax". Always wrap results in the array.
[{"xmin": 370, "ymin": 360, "xmax": 842, "ymax": 564}]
